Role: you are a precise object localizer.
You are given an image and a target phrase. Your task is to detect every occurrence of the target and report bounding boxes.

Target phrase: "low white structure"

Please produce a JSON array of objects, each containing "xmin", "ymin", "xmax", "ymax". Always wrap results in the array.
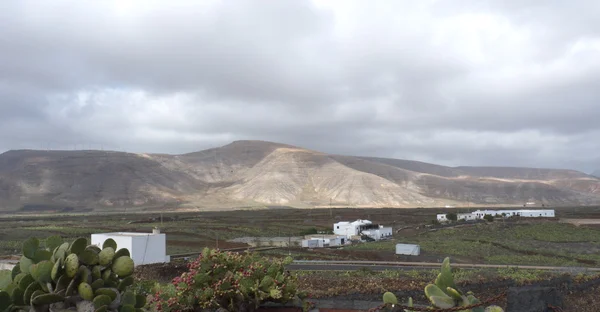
[
  {"xmin": 361, "ymin": 227, "xmax": 393, "ymax": 240},
  {"xmin": 395, "ymin": 243, "xmax": 420, "ymax": 256},
  {"xmin": 91, "ymin": 229, "xmax": 170, "ymax": 266},
  {"xmin": 437, "ymin": 209, "xmax": 555, "ymax": 222},
  {"xmin": 472, "ymin": 209, "xmax": 555, "ymax": 218},
  {"xmin": 301, "ymin": 235, "xmax": 346, "ymax": 248},
  {"xmin": 333, "ymin": 219, "xmax": 393, "ymax": 241},
  {"xmin": 301, "ymin": 239, "xmax": 322, "ymax": 248}
]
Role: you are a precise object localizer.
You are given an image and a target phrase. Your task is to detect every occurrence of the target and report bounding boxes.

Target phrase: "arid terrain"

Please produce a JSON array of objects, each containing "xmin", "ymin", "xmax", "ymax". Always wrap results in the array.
[{"xmin": 2, "ymin": 140, "xmax": 600, "ymax": 211}]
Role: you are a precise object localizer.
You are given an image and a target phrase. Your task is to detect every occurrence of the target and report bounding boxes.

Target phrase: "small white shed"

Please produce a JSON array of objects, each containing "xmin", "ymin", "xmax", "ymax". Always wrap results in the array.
[
  {"xmin": 301, "ymin": 239, "xmax": 322, "ymax": 248},
  {"xmin": 395, "ymin": 243, "xmax": 420, "ymax": 256},
  {"xmin": 91, "ymin": 229, "xmax": 170, "ymax": 266}
]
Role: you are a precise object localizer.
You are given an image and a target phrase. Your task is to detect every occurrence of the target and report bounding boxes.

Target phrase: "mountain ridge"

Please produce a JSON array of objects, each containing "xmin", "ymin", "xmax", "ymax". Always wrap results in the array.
[{"xmin": 1, "ymin": 140, "xmax": 599, "ymax": 211}]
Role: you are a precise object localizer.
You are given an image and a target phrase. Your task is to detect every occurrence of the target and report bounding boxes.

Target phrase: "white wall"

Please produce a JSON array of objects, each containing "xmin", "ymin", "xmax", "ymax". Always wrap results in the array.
[
  {"xmin": 333, "ymin": 223, "xmax": 358, "ymax": 238},
  {"xmin": 91, "ymin": 234, "xmax": 133, "ymax": 255},
  {"xmin": 362, "ymin": 227, "xmax": 393, "ymax": 240},
  {"xmin": 396, "ymin": 244, "xmax": 420, "ymax": 256}
]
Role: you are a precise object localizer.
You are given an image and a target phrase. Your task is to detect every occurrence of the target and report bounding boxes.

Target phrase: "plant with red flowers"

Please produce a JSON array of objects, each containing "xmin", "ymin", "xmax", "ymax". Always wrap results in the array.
[{"xmin": 150, "ymin": 248, "xmax": 298, "ymax": 312}]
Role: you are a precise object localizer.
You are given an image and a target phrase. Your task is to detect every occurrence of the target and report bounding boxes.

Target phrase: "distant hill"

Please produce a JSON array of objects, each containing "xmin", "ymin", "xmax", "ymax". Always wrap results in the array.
[
  {"xmin": 1, "ymin": 140, "xmax": 600, "ymax": 211},
  {"xmin": 592, "ymin": 170, "xmax": 600, "ymax": 178}
]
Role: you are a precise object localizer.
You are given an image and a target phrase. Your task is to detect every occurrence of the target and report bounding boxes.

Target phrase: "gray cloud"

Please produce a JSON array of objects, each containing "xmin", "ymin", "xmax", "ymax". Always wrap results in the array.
[{"xmin": 1, "ymin": 0, "xmax": 600, "ymax": 173}]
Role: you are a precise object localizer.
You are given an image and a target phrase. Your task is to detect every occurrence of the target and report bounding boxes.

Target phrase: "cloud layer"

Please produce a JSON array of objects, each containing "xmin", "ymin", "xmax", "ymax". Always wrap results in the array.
[{"xmin": 1, "ymin": 0, "xmax": 600, "ymax": 172}]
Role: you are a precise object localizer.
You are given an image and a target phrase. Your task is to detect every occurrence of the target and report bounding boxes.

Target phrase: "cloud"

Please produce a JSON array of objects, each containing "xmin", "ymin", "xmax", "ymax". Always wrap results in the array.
[{"xmin": 1, "ymin": 0, "xmax": 600, "ymax": 172}]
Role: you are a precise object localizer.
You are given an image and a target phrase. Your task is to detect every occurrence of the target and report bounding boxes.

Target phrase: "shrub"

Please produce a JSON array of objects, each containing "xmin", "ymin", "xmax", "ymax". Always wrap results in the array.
[
  {"xmin": 445, "ymin": 213, "xmax": 457, "ymax": 222},
  {"xmin": 483, "ymin": 214, "xmax": 494, "ymax": 222},
  {"xmin": 381, "ymin": 257, "xmax": 504, "ymax": 311},
  {"xmin": 151, "ymin": 248, "xmax": 298, "ymax": 312}
]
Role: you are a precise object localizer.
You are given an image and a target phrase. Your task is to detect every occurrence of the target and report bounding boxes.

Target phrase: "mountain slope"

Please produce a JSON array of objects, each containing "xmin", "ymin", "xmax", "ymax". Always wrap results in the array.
[{"xmin": 1, "ymin": 140, "xmax": 600, "ymax": 210}]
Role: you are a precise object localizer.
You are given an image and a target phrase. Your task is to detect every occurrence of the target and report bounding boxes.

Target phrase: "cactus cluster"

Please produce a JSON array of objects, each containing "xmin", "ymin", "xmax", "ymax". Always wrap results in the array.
[
  {"xmin": 151, "ymin": 248, "xmax": 298, "ymax": 312},
  {"xmin": 382, "ymin": 257, "xmax": 504, "ymax": 312},
  {"xmin": 0, "ymin": 236, "xmax": 145, "ymax": 312}
]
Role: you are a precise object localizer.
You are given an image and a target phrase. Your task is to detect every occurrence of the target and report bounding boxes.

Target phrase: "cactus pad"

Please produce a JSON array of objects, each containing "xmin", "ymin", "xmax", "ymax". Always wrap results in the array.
[
  {"xmin": 134, "ymin": 294, "xmax": 145, "ymax": 309},
  {"xmin": 114, "ymin": 249, "xmax": 130, "ymax": 259},
  {"xmin": 11, "ymin": 264, "xmax": 21, "ymax": 280},
  {"xmin": 111, "ymin": 257, "xmax": 134, "ymax": 278},
  {"xmin": 69, "ymin": 238, "xmax": 88, "ymax": 255},
  {"xmin": 0, "ymin": 291, "xmax": 10, "ymax": 312},
  {"xmin": 93, "ymin": 295, "xmax": 112, "ymax": 309},
  {"xmin": 98, "ymin": 248, "xmax": 115, "ymax": 266},
  {"xmin": 31, "ymin": 260, "xmax": 54, "ymax": 283},
  {"xmin": 80, "ymin": 250, "xmax": 100, "ymax": 266},
  {"xmin": 91, "ymin": 279, "xmax": 104, "ymax": 291},
  {"xmin": 51, "ymin": 258, "xmax": 63, "ymax": 282},
  {"xmin": 85, "ymin": 245, "xmax": 102, "ymax": 254},
  {"xmin": 117, "ymin": 276, "xmax": 133, "ymax": 291},
  {"xmin": 102, "ymin": 239, "xmax": 117, "ymax": 251},
  {"xmin": 33, "ymin": 249, "xmax": 53, "ymax": 263},
  {"xmin": 64, "ymin": 254, "xmax": 79, "ymax": 278},
  {"xmin": 31, "ymin": 293, "xmax": 65, "ymax": 305},
  {"xmin": 94, "ymin": 288, "xmax": 118, "ymax": 302},
  {"xmin": 119, "ymin": 304, "xmax": 135, "ymax": 312},
  {"xmin": 23, "ymin": 282, "xmax": 42, "ymax": 305},
  {"xmin": 383, "ymin": 292, "xmax": 398, "ymax": 305},
  {"xmin": 121, "ymin": 292, "xmax": 135, "ymax": 306},
  {"xmin": 16, "ymin": 274, "xmax": 35, "ymax": 291},
  {"xmin": 78, "ymin": 283, "xmax": 94, "ymax": 301},
  {"xmin": 10, "ymin": 287, "xmax": 24, "ymax": 306},
  {"xmin": 22, "ymin": 237, "xmax": 39, "ymax": 259},
  {"xmin": 95, "ymin": 306, "xmax": 108, "ymax": 312},
  {"xmin": 92, "ymin": 266, "xmax": 102, "ymax": 280},
  {"xmin": 45, "ymin": 235, "xmax": 64, "ymax": 252},
  {"xmin": 19, "ymin": 256, "xmax": 33, "ymax": 274}
]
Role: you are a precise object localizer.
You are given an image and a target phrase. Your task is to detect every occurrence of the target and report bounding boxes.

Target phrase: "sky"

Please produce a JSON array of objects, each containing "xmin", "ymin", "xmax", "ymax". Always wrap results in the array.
[{"xmin": 1, "ymin": 0, "xmax": 600, "ymax": 173}]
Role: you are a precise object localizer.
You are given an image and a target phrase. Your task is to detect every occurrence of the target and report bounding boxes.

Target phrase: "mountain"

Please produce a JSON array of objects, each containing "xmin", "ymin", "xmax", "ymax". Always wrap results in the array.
[
  {"xmin": 592, "ymin": 170, "xmax": 600, "ymax": 178},
  {"xmin": 1, "ymin": 140, "xmax": 600, "ymax": 211}
]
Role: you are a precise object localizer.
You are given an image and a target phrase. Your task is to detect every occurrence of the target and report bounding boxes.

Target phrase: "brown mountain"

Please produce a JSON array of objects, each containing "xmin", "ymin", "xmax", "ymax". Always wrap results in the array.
[{"xmin": 1, "ymin": 140, "xmax": 600, "ymax": 211}]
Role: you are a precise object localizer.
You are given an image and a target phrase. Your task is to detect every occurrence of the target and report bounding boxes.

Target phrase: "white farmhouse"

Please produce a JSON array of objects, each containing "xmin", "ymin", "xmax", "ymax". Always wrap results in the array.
[
  {"xmin": 91, "ymin": 228, "xmax": 170, "ymax": 266},
  {"xmin": 437, "ymin": 209, "xmax": 555, "ymax": 222},
  {"xmin": 333, "ymin": 219, "xmax": 392, "ymax": 241}
]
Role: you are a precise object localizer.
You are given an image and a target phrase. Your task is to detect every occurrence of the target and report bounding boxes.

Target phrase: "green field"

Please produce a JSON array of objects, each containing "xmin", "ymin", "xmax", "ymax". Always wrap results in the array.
[{"xmin": 1, "ymin": 208, "xmax": 600, "ymax": 267}]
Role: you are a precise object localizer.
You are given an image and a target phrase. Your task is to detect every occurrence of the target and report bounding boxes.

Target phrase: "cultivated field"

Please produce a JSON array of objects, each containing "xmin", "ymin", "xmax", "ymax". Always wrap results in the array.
[
  {"xmin": 3, "ymin": 206, "xmax": 600, "ymax": 311},
  {"xmin": 1, "ymin": 206, "xmax": 600, "ymax": 267}
]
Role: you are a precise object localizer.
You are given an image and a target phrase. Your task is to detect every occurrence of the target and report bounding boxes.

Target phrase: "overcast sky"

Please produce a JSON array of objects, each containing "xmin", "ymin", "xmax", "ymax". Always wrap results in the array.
[{"xmin": 1, "ymin": 0, "xmax": 600, "ymax": 173}]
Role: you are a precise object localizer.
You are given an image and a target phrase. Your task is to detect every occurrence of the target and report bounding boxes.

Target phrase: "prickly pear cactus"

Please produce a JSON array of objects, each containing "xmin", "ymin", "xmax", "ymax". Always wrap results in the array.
[
  {"xmin": 0, "ymin": 236, "xmax": 145, "ymax": 312},
  {"xmin": 151, "ymin": 248, "xmax": 298, "ymax": 312},
  {"xmin": 381, "ymin": 257, "xmax": 504, "ymax": 312}
]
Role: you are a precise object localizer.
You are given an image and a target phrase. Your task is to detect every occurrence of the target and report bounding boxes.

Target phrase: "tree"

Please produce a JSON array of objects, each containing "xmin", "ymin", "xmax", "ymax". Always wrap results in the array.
[
  {"xmin": 483, "ymin": 214, "xmax": 494, "ymax": 222},
  {"xmin": 446, "ymin": 213, "xmax": 458, "ymax": 222}
]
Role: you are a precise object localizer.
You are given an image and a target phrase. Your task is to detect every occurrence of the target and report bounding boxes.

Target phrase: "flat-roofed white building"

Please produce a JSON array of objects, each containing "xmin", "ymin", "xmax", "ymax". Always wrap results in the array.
[
  {"xmin": 91, "ymin": 228, "xmax": 170, "ymax": 266},
  {"xmin": 333, "ymin": 219, "xmax": 392, "ymax": 241}
]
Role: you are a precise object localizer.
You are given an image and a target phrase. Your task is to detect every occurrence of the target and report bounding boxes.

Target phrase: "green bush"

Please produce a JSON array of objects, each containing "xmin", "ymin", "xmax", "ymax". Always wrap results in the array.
[
  {"xmin": 382, "ymin": 257, "xmax": 504, "ymax": 311},
  {"xmin": 151, "ymin": 248, "xmax": 299, "ymax": 312}
]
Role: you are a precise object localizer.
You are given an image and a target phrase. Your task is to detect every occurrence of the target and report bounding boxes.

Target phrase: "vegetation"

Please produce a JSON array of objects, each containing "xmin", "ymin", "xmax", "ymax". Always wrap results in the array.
[
  {"xmin": 381, "ymin": 258, "xmax": 504, "ymax": 311},
  {"xmin": 0, "ymin": 236, "xmax": 142, "ymax": 312},
  {"xmin": 445, "ymin": 213, "xmax": 457, "ymax": 222},
  {"xmin": 150, "ymin": 248, "xmax": 300, "ymax": 312}
]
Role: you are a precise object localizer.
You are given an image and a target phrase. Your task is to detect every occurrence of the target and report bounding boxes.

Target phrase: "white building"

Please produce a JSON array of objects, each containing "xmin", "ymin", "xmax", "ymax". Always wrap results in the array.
[
  {"xmin": 437, "ymin": 209, "xmax": 555, "ymax": 222},
  {"xmin": 91, "ymin": 229, "xmax": 170, "ymax": 266},
  {"xmin": 472, "ymin": 209, "xmax": 555, "ymax": 218},
  {"xmin": 333, "ymin": 219, "xmax": 392, "ymax": 241},
  {"xmin": 301, "ymin": 235, "xmax": 346, "ymax": 248},
  {"xmin": 395, "ymin": 243, "xmax": 420, "ymax": 256}
]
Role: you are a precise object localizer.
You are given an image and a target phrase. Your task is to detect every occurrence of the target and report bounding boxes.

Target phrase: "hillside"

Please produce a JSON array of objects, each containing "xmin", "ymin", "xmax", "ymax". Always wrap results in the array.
[{"xmin": 1, "ymin": 140, "xmax": 600, "ymax": 211}]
